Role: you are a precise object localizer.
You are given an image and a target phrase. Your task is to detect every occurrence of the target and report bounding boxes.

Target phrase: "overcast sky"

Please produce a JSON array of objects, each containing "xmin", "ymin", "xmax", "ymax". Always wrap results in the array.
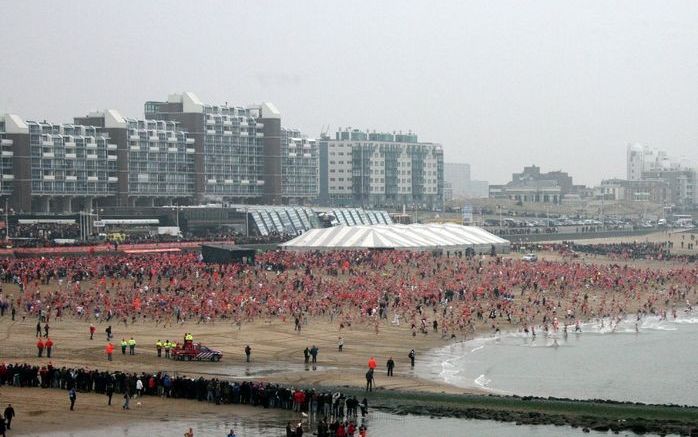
[{"xmin": 1, "ymin": 1, "xmax": 697, "ymax": 185}]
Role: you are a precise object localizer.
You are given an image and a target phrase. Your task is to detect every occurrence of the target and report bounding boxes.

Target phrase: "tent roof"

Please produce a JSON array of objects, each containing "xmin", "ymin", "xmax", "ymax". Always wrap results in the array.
[{"xmin": 280, "ymin": 223, "xmax": 510, "ymax": 251}]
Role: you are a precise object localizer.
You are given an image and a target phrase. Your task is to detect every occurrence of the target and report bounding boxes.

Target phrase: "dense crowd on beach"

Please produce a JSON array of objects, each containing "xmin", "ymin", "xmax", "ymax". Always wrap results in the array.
[{"xmin": 0, "ymin": 247, "xmax": 695, "ymax": 338}]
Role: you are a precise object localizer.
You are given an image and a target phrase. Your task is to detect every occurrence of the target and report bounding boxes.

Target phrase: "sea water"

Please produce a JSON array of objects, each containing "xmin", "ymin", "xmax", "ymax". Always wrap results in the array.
[{"xmin": 425, "ymin": 312, "xmax": 698, "ymax": 406}]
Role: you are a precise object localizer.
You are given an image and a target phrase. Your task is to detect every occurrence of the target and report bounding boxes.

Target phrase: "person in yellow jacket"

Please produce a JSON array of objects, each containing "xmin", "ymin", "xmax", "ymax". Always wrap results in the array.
[
  {"xmin": 121, "ymin": 338, "xmax": 127, "ymax": 355},
  {"xmin": 128, "ymin": 337, "xmax": 136, "ymax": 355},
  {"xmin": 156, "ymin": 339, "xmax": 163, "ymax": 357},
  {"xmin": 164, "ymin": 340, "xmax": 171, "ymax": 358}
]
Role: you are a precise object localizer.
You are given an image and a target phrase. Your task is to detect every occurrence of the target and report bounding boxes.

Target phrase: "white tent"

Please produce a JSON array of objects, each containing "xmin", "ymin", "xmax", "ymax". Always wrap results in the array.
[{"xmin": 280, "ymin": 223, "xmax": 510, "ymax": 253}]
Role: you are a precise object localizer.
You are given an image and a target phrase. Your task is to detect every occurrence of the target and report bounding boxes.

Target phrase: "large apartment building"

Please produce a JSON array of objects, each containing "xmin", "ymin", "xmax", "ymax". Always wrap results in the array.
[
  {"xmin": 319, "ymin": 128, "xmax": 443, "ymax": 210},
  {"xmin": 281, "ymin": 128, "xmax": 318, "ymax": 204},
  {"xmin": 144, "ymin": 92, "xmax": 274, "ymax": 204},
  {"xmin": 1, "ymin": 92, "xmax": 322, "ymax": 213}
]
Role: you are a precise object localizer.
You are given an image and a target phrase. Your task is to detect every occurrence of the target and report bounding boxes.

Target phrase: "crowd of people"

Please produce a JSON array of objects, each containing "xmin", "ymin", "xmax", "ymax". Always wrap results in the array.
[
  {"xmin": 0, "ymin": 362, "xmax": 367, "ymax": 436},
  {"xmin": 0, "ymin": 246, "xmax": 694, "ymax": 339}
]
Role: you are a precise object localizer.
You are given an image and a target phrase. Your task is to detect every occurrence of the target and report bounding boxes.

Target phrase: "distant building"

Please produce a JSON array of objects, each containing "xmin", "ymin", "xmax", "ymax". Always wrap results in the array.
[
  {"xmin": 595, "ymin": 178, "xmax": 670, "ymax": 203},
  {"xmin": 444, "ymin": 163, "xmax": 470, "ymax": 196},
  {"xmin": 319, "ymin": 128, "xmax": 443, "ymax": 210},
  {"xmin": 489, "ymin": 165, "xmax": 581, "ymax": 204},
  {"xmin": 626, "ymin": 143, "xmax": 695, "ymax": 207},
  {"xmin": 642, "ymin": 169, "xmax": 696, "ymax": 207}
]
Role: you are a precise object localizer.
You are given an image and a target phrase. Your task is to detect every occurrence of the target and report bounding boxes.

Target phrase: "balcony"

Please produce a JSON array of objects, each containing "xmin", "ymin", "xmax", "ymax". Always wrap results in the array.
[
  {"xmin": 129, "ymin": 134, "xmax": 140, "ymax": 141},
  {"xmin": 206, "ymin": 129, "xmax": 216, "ymax": 135},
  {"xmin": 186, "ymin": 148, "xmax": 195, "ymax": 154},
  {"xmin": 256, "ymin": 133, "xmax": 264, "ymax": 137},
  {"xmin": 288, "ymin": 153, "xmax": 297, "ymax": 158},
  {"xmin": 42, "ymin": 152, "xmax": 55, "ymax": 158},
  {"xmin": 87, "ymin": 176, "xmax": 99, "ymax": 182},
  {"xmin": 107, "ymin": 143, "xmax": 118, "ymax": 150},
  {"xmin": 43, "ymin": 175, "xmax": 55, "ymax": 181},
  {"xmin": 256, "ymin": 180, "xmax": 265, "ymax": 186},
  {"xmin": 0, "ymin": 139, "xmax": 12, "ymax": 146},
  {"xmin": 130, "ymin": 145, "xmax": 140, "ymax": 151},
  {"xmin": 86, "ymin": 142, "xmax": 97, "ymax": 149},
  {"xmin": 108, "ymin": 176, "xmax": 118, "ymax": 182},
  {"xmin": 224, "ymin": 179, "xmax": 234, "ymax": 185},
  {"xmin": 65, "ymin": 175, "xmax": 77, "ymax": 181},
  {"xmin": 255, "ymin": 122, "xmax": 264, "ymax": 129},
  {"xmin": 86, "ymin": 154, "xmax": 98, "ymax": 160},
  {"xmin": 223, "ymin": 130, "xmax": 233, "ymax": 136},
  {"xmin": 206, "ymin": 118, "xmax": 215, "ymax": 125},
  {"xmin": 303, "ymin": 143, "xmax": 311, "ymax": 149},
  {"xmin": 167, "ymin": 147, "xmax": 178, "ymax": 153},
  {"xmin": 41, "ymin": 140, "xmax": 53, "ymax": 146},
  {"xmin": 240, "ymin": 132, "xmax": 249, "ymax": 137},
  {"xmin": 223, "ymin": 120, "xmax": 232, "ymax": 126},
  {"xmin": 167, "ymin": 137, "xmax": 178, "ymax": 143},
  {"xmin": 303, "ymin": 153, "xmax": 312, "ymax": 158},
  {"xmin": 1, "ymin": 151, "xmax": 13, "ymax": 157},
  {"xmin": 207, "ymin": 178, "xmax": 217, "ymax": 184},
  {"xmin": 185, "ymin": 138, "xmax": 195, "ymax": 144},
  {"xmin": 64, "ymin": 141, "xmax": 76, "ymax": 148},
  {"xmin": 2, "ymin": 174, "xmax": 13, "ymax": 180},
  {"xmin": 149, "ymin": 136, "xmax": 159, "ymax": 142},
  {"xmin": 107, "ymin": 155, "xmax": 118, "ymax": 161},
  {"xmin": 65, "ymin": 153, "xmax": 77, "ymax": 159},
  {"xmin": 288, "ymin": 143, "xmax": 297, "ymax": 148}
]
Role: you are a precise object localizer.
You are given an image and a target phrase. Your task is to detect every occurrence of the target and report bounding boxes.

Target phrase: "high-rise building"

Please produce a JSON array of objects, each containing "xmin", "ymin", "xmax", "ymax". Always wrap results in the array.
[
  {"xmin": 319, "ymin": 128, "xmax": 443, "ymax": 210},
  {"xmin": 281, "ymin": 128, "xmax": 318, "ymax": 204},
  {"xmin": 75, "ymin": 110, "xmax": 195, "ymax": 207},
  {"xmin": 144, "ymin": 92, "xmax": 279, "ymax": 204},
  {"xmin": 1, "ymin": 114, "xmax": 118, "ymax": 213}
]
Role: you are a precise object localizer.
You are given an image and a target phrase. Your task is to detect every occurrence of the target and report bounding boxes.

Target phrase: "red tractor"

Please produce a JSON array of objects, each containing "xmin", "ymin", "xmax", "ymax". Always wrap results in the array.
[{"xmin": 171, "ymin": 341, "xmax": 223, "ymax": 362}]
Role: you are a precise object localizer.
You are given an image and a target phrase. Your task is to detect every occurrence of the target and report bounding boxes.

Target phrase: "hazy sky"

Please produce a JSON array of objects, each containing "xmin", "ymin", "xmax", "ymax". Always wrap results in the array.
[{"xmin": 1, "ymin": 1, "xmax": 697, "ymax": 185}]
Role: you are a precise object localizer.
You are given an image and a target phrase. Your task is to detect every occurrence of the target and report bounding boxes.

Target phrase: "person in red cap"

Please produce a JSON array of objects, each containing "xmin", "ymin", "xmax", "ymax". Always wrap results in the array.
[
  {"xmin": 45, "ymin": 338, "xmax": 54, "ymax": 358},
  {"xmin": 36, "ymin": 338, "xmax": 45, "ymax": 357}
]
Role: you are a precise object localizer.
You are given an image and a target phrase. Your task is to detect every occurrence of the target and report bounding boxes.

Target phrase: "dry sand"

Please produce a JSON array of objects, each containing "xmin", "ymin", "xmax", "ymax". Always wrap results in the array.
[{"xmin": 0, "ymin": 301, "xmax": 471, "ymax": 434}]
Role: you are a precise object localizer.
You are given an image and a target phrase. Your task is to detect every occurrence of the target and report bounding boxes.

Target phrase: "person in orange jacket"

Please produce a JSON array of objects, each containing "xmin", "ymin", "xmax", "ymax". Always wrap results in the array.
[
  {"xmin": 367, "ymin": 356, "xmax": 377, "ymax": 370},
  {"xmin": 105, "ymin": 342, "xmax": 114, "ymax": 361},
  {"xmin": 36, "ymin": 338, "xmax": 45, "ymax": 357},
  {"xmin": 45, "ymin": 338, "xmax": 54, "ymax": 358}
]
